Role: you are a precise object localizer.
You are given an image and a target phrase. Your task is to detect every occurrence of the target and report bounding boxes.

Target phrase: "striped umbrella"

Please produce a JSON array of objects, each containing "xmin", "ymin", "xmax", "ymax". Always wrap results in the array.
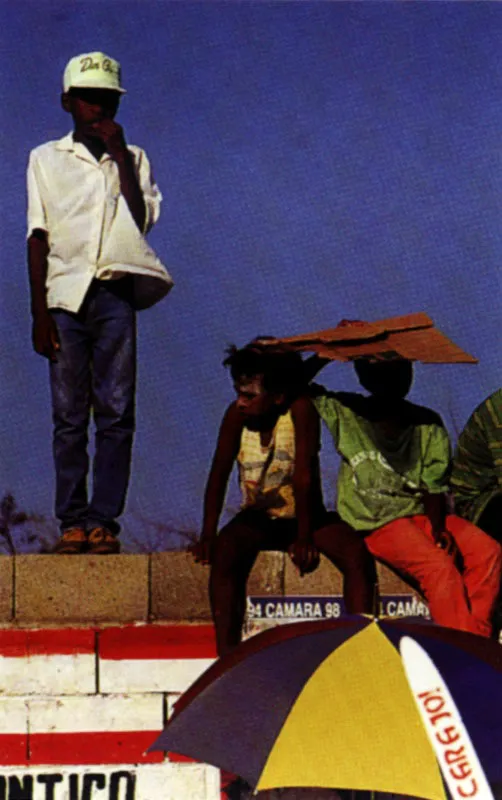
[{"xmin": 150, "ymin": 616, "xmax": 502, "ymax": 797}]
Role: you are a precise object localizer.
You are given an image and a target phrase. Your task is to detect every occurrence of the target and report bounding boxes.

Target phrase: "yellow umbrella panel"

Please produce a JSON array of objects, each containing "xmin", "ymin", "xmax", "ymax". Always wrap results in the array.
[{"xmin": 257, "ymin": 623, "xmax": 446, "ymax": 799}]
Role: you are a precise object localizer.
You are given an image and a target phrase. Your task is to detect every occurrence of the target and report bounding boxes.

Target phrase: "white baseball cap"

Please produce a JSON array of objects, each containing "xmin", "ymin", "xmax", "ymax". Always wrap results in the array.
[{"xmin": 63, "ymin": 52, "xmax": 126, "ymax": 94}]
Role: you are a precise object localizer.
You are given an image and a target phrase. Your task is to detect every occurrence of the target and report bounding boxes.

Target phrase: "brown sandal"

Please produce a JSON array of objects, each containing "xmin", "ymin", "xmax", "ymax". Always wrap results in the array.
[
  {"xmin": 87, "ymin": 526, "xmax": 121, "ymax": 555},
  {"xmin": 52, "ymin": 526, "xmax": 88, "ymax": 555}
]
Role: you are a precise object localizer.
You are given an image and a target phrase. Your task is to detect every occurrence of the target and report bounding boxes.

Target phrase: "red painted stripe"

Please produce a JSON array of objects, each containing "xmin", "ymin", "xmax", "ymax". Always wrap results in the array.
[
  {"xmin": 0, "ymin": 631, "xmax": 28, "ymax": 657},
  {"xmin": 0, "ymin": 735, "xmax": 28, "ymax": 765},
  {"xmin": 0, "ymin": 625, "xmax": 218, "ymax": 658},
  {"xmin": 0, "ymin": 629, "xmax": 95, "ymax": 657},
  {"xmin": 0, "ymin": 625, "xmax": 217, "ymax": 659},
  {"xmin": 29, "ymin": 732, "xmax": 164, "ymax": 765},
  {"xmin": 99, "ymin": 625, "xmax": 217, "ymax": 660},
  {"xmin": 28, "ymin": 629, "xmax": 95, "ymax": 656}
]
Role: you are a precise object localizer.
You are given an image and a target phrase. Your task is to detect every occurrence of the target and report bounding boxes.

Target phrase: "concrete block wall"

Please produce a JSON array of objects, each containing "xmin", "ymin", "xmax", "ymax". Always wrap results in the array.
[
  {"xmin": 0, "ymin": 551, "xmax": 421, "ymax": 625},
  {"xmin": 0, "ymin": 623, "xmax": 220, "ymax": 799},
  {"xmin": 0, "ymin": 552, "xmax": 424, "ymax": 799}
]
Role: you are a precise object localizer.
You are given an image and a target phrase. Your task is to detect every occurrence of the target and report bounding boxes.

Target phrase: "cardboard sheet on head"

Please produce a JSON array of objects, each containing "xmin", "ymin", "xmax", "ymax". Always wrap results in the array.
[{"xmin": 277, "ymin": 312, "xmax": 478, "ymax": 364}]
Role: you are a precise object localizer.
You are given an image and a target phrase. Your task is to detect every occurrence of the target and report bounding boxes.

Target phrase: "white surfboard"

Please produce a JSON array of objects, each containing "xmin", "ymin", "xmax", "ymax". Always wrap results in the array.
[{"xmin": 400, "ymin": 636, "xmax": 494, "ymax": 800}]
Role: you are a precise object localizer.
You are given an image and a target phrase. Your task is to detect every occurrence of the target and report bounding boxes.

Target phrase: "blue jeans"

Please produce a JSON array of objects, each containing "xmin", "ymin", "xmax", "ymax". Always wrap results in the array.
[{"xmin": 49, "ymin": 279, "xmax": 136, "ymax": 534}]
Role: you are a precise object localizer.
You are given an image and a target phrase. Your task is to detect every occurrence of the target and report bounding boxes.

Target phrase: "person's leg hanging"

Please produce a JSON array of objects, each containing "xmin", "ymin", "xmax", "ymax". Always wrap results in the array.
[
  {"xmin": 313, "ymin": 514, "xmax": 378, "ymax": 614},
  {"xmin": 210, "ymin": 511, "xmax": 273, "ymax": 657},
  {"xmin": 365, "ymin": 515, "xmax": 485, "ymax": 635},
  {"xmin": 445, "ymin": 514, "xmax": 502, "ymax": 637}
]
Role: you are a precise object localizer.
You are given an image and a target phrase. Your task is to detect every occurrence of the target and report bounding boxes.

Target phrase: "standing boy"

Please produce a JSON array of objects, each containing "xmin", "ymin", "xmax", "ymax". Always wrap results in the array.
[
  {"xmin": 311, "ymin": 359, "xmax": 502, "ymax": 637},
  {"xmin": 27, "ymin": 52, "xmax": 171, "ymax": 554},
  {"xmin": 191, "ymin": 341, "xmax": 377, "ymax": 657}
]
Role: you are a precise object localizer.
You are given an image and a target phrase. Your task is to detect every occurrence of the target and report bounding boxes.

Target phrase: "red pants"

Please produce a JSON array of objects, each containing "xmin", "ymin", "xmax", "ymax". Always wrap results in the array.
[{"xmin": 365, "ymin": 514, "xmax": 502, "ymax": 637}]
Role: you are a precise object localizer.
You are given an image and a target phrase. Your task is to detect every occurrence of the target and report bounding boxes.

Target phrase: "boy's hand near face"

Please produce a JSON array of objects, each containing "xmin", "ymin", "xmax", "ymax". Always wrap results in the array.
[
  {"xmin": 84, "ymin": 119, "xmax": 128, "ymax": 162},
  {"xmin": 84, "ymin": 118, "xmax": 146, "ymax": 232}
]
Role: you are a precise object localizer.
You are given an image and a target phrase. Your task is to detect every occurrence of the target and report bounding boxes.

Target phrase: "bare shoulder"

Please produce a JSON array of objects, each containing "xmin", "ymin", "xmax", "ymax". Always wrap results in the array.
[
  {"xmin": 211, "ymin": 402, "xmax": 245, "ymax": 465},
  {"xmin": 290, "ymin": 394, "xmax": 317, "ymax": 416},
  {"xmin": 290, "ymin": 395, "xmax": 320, "ymax": 452},
  {"xmin": 290, "ymin": 395, "xmax": 319, "ymax": 431},
  {"xmin": 220, "ymin": 401, "xmax": 245, "ymax": 434}
]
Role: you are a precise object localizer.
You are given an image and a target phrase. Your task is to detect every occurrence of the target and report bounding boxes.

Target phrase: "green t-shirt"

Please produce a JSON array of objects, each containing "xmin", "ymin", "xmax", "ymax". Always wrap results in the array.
[{"xmin": 312, "ymin": 389, "xmax": 451, "ymax": 531}]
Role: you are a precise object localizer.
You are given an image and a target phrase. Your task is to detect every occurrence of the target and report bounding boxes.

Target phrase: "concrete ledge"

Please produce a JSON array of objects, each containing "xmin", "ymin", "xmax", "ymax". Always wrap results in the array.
[
  {"xmin": 4, "ymin": 551, "xmax": 418, "ymax": 626},
  {"xmin": 0, "ymin": 558, "xmax": 13, "ymax": 622},
  {"xmin": 150, "ymin": 552, "xmax": 211, "ymax": 621},
  {"xmin": 284, "ymin": 555, "xmax": 343, "ymax": 595},
  {"xmin": 150, "ymin": 551, "xmax": 286, "ymax": 621},
  {"xmin": 284, "ymin": 555, "xmax": 419, "ymax": 602},
  {"xmin": 248, "ymin": 552, "xmax": 285, "ymax": 595},
  {"xmin": 15, "ymin": 555, "xmax": 149, "ymax": 624}
]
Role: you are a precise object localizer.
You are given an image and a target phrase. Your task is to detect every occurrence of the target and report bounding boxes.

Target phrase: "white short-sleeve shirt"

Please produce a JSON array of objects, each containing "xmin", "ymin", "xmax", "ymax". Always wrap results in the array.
[{"xmin": 27, "ymin": 132, "xmax": 164, "ymax": 313}]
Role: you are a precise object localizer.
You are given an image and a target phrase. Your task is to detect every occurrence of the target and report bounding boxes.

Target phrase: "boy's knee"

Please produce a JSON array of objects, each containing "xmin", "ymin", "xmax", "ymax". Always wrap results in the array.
[
  {"xmin": 467, "ymin": 526, "xmax": 502, "ymax": 569},
  {"xmin": 316, "ymin": 527, "xmax": 376, "ymax": 579},
  {"xmin": 211, "ymin": 532, "xmax": 237, "ymax": 567},
  {"xmin": 212, "ymin": 519, "xmax": 256, "ymax": 567},
  {"xmin": 419, "ymin": 553, "xmax": 462, "ymax": 589}
]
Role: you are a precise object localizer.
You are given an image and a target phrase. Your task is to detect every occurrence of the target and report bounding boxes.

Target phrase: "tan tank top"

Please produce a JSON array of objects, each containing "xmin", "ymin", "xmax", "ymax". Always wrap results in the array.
[{"xmin": 237, "ymin": 410, "xmax": 296, "ymax": 519}]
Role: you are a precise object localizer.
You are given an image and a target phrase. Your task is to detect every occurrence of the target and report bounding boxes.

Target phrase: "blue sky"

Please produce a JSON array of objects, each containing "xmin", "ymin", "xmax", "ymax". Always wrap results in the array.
[{"xmin": 1, "ymin": 1, "xmax": 501, "ymax": 550}]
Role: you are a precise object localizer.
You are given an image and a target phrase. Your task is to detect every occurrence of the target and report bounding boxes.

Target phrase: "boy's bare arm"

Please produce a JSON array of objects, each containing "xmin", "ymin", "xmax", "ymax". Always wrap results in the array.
[
  {"xmin": 422, "ymin": 492, "xmax": 446, "ymax": 538},
  {"xmin": 422, "ymin": 491, "xmax": 458, "ymax": 554},
  {"xmin": 191, "ymin": 403, "xmax": 245, "ymax": 565},
  {"xmin": 289, "ymin": 395, "xmax": 322, "ymax": 576},
  {"xmin": 27, "ymin": 230, "xmax": 60, "ymax": 361},
  {"xmin": 85, "ymin": 120, "xmax": 146, "ymax": 232}
]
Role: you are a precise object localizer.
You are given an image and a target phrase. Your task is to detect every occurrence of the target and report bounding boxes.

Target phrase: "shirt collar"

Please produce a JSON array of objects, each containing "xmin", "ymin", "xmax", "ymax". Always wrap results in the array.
[
  {"xmin": 55, "ymin": 132, "xmax": 76, "ymax": 151},
  {"xmin": 55, "ymin": 131, "xmax": 112, "ymax": 163}
]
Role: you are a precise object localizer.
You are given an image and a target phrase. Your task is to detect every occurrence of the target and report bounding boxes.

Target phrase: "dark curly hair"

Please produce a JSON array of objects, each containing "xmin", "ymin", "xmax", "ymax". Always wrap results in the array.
[{"xmin": 223, "ymin": 339, "xmax": 306, "ymax": 397}]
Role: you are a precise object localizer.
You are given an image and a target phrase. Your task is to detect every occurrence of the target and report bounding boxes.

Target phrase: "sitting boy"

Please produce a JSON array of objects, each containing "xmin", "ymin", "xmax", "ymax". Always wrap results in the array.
[
  {"xmin": 191, "ymin": 341, "xmax": 377, "ymax": 657},
  {"xmin": 311, "ymin": 358, "xmax": 502, "ymax": 638}
]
